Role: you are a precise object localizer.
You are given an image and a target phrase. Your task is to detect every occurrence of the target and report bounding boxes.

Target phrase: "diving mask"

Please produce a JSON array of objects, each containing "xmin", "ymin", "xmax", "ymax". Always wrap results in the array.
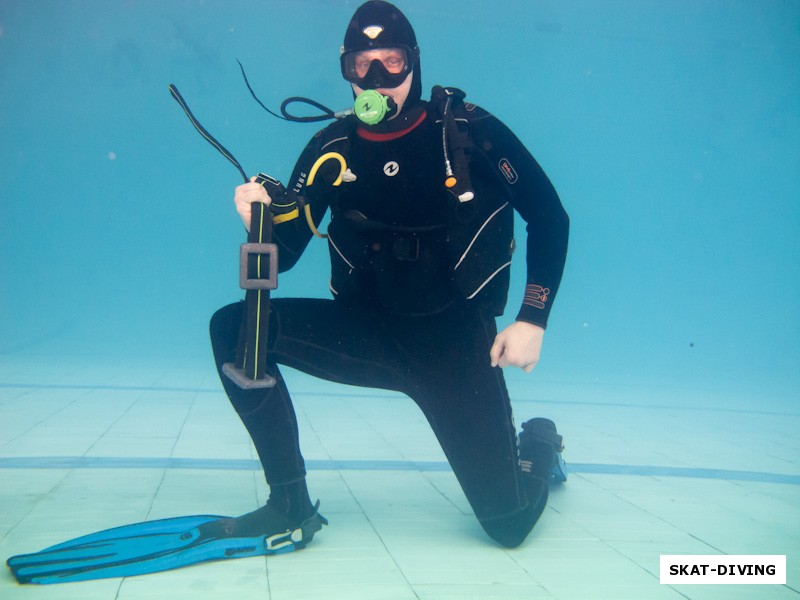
[{"xmin": 340, "ymin": 46, "xmax": 417, "ymax": 90}]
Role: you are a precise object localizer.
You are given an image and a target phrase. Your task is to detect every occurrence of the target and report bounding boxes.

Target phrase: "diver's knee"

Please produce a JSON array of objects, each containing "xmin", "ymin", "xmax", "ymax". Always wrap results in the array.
[
  {"xmin": 210, "ymin": 303, "xmax": 241, "ymax": 339},
  {"xmin": 479, "ymin": 477, "xmax": 549, "ymax": 548}
]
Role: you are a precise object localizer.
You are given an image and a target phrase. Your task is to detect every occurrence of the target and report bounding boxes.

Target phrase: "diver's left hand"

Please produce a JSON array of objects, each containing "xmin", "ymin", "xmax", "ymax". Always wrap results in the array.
[{"xmin": 490, "ymin": 321, "xmax": 545, "ymax": 373}]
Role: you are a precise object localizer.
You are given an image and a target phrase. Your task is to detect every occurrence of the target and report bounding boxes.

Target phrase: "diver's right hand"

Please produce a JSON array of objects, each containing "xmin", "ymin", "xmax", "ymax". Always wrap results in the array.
[{"xmin": 234, "ymin": 177, "xmax": 272, "ymax": 232}]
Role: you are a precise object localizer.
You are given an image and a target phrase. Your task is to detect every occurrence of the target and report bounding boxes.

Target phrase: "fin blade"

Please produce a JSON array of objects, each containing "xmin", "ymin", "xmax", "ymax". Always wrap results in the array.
[
  {"xmin": 18, "ymin": 536, "xmax": 266, "ymax": 584},
  {"xmin": 10, "ymin": 529, "xmax": 206, "ymax": 583},
  {"xmin": 42, "ymin": 514, "xmax": 224, "ymax": 551}
]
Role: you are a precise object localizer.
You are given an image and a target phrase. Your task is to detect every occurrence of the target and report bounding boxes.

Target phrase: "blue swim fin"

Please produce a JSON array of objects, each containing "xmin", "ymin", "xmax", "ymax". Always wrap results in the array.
[{"xmin": 7, "ymin": 503, "xmax": 327, "ymax": 584}]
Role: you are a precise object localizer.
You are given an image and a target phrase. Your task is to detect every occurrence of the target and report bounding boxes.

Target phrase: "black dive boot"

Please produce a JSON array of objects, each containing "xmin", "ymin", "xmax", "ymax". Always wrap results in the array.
[
  {"xmin": 198, "ymin": 479, "xmax": 328, "ymax": 554},
  {"xmin": 518, "ymin": 418, "xmax": 567, "ymax": 483},
  {"xmin": 198, "ymin": 501, "xmax": 328, "ymax": 554}
]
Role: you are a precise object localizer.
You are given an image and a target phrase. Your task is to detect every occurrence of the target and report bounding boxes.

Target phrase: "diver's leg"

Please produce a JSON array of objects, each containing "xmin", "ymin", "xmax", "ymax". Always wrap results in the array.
[
  {"xmin": 401, "ymin": 305, "xmax": 548, "ymax": 548},
  {"xmin": 209, "ymin": 298, "xmax": 411, "ymax": 525},
  {"xmin": 265, "ymin": 297, "xmax": 408, "ymax": 391},
  {"xmin": 210, "ymin": 302, "xmax": 314, "ymax": 524}
]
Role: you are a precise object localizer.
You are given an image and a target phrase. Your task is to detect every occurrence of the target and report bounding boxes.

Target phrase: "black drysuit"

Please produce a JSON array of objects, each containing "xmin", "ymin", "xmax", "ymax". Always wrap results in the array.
[{"xmin": 210, "ymin": 95, "xmax": 569, "ymax": 547}]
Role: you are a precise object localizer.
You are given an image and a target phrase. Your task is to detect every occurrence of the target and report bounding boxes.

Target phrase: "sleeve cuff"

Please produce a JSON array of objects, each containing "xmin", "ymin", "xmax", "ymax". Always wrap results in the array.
[{"xmin": 515, "ymin": 283, "xmax": 553, "ymax": 328}]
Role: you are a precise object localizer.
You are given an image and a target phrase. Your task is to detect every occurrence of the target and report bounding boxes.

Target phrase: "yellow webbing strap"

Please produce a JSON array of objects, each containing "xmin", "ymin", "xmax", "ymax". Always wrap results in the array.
[{"xmin": 273, "ymin": 208, "xmax": 299, "ymax": 225}]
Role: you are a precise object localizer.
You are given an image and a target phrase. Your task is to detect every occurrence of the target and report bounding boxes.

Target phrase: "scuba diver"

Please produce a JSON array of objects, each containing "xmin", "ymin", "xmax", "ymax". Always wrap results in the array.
[
  {"xmin": 211, "ymin": 0, "xmax": 569, "ymax": 550},
  {"xmin": 6, "ymin": 1, "xmax": 569, "ymax": 586}
]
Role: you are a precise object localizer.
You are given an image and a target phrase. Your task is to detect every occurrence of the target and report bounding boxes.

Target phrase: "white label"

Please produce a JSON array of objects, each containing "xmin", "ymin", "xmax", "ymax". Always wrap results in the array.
[{"xmin": 660, "ymin": 555, "xmax": 786, "ymax": 584}]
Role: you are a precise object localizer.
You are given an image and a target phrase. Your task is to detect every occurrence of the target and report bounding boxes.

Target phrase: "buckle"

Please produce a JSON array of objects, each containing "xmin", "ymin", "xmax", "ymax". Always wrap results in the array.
[
  {"xmin": 391, "ymin": 236, "xmax": 420, "ymax": 261},
  {"xmin": 264, "ymin": 527, "xmax": 304, "ymax": 552},
  {"xmin": 239, "ymin": 242, "xmax": 278, "ymax": 290}
]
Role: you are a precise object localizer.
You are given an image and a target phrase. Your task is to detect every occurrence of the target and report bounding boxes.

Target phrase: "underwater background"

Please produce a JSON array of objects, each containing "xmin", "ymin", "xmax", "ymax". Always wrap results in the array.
[{"xmin": 1, "ymin": 0, "xmax": 798, "ymax": 403}]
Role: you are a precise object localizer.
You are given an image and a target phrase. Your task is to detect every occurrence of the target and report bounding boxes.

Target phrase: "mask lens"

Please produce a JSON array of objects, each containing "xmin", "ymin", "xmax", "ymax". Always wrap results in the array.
[{"xmin": 341, "ymin": 46, "xmax": 413, "ymax": 89}]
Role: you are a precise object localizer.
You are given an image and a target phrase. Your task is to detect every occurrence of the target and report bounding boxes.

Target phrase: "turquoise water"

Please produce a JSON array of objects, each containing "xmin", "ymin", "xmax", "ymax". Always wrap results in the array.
[{"xmin": 1, "ymin": 0, "xmax": 798, "ymax": 396}]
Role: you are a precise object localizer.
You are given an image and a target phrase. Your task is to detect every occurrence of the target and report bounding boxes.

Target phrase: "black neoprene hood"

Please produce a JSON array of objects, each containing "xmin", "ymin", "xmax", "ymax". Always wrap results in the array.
[{"xmin": 342, "ymin": 0, "xmax": 418, "ymax": 53}]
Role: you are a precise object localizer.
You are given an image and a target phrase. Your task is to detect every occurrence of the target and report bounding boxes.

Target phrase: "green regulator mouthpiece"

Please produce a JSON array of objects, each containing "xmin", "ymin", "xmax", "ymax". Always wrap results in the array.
[{"xmin": 354, "ymin": 89, "xmax": 396, "ymax": 125}]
